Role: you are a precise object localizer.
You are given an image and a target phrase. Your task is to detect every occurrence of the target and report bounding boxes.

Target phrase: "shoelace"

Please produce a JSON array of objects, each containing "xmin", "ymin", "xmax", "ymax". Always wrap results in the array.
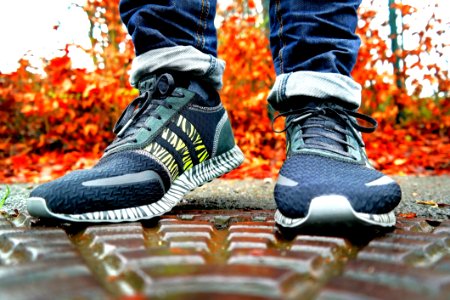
[
  {"xmin": 105, "ymin": 74, "xmax": 184, "ymax": 152},
  {"xmin": 273, "ymin": 104, "xmax": 378, "ymax": 159}
]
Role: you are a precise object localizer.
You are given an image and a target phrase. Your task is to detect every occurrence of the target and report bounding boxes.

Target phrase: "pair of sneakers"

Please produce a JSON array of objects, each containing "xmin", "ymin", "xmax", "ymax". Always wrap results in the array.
[{"xmin": 28, "ymin": 73, "xmax": 401, "ymax": 229}]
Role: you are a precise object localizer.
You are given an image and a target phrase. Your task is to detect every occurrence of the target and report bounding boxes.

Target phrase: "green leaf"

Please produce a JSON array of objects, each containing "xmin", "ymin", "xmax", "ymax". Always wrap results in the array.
[{"xmin": 0, "ymin": 185, "xmax": 11, "ymax": 209}]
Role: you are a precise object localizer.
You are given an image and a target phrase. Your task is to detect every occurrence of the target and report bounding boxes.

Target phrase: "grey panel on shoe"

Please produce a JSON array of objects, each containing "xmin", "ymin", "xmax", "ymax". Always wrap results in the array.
[
  {"xmin": 277, "ymin": 174, "xmax": 298, "ymax": 187},
  {"xmin": 82, "ymin": 170, "xmax": 164, "ymax": 190}
]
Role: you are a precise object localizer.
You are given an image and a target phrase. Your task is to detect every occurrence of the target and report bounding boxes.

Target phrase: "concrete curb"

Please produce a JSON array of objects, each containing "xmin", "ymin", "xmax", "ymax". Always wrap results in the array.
[{"xmin": 1, "ymin": 176, "xmax": 449, "ymax": 219}]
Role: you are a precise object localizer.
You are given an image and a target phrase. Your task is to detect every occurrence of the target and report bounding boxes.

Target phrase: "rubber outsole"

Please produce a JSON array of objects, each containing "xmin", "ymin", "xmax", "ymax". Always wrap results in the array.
[
  {"xmin": 27, "ymin": 145, "xmax": 245, "ymax": 223},
  {"xmin": 275, "ymin": 195, "xmax": 396, "ymax": 229}
]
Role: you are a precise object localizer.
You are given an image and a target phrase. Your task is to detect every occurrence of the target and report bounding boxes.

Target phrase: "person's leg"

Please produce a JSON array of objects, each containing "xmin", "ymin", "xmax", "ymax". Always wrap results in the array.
[
  {"xmin": 119, "ymin": 0, "xmax": 224, "ymax": 90},
  {"xmin": 28, "ymin": 1, "xmax": 244, "ymax": 223},
  {"xmin": 268, "ymin": 0, "xmax": 362, "ymax": 110},
  {"xmin": 268, "ymin": 0, "xmax": 402, "ymax": 229}
]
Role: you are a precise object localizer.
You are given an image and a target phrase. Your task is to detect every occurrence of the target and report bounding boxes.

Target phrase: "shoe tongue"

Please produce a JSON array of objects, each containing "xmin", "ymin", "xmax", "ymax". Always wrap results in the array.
[
  {"xmin": 137, "ymin": 72, "xmax": 189, "ymax": 94},
  {"xmin": 298, "ymin": 101, "xmax": 347, "ymax": 153},
  {"xmin": 137, "ymin": 72, "xmax": 220, "ymax": 107}
]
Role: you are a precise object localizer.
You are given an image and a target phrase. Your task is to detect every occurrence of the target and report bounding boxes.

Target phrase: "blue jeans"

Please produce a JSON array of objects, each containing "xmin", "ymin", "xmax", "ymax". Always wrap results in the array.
[{"xmin": 119, "ymin": 0, "xmax": 362, "ymax": 109}]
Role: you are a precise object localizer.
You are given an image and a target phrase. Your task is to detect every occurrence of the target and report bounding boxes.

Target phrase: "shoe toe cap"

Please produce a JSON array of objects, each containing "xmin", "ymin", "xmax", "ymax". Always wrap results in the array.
[
  {"xmin": 29, "ymin": 152, "xmax": 169, "ymax": 215},
  {"xmin": 274, "ymin": 155, "xmax": 402, "ymax": 218}
]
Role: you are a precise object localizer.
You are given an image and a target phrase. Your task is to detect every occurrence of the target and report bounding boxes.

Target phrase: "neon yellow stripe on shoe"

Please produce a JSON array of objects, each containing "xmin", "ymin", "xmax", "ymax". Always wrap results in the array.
[
  {"xmin": 144, "ymin": 142, "xmax": 179, "ymax": 179},
  {"xmin": 175, "ymin": 115, "xmax": 210, "ymax": 163},
  {"xmin": 161, "ymin": 128, "xmax": 193, "ymax": 171}
]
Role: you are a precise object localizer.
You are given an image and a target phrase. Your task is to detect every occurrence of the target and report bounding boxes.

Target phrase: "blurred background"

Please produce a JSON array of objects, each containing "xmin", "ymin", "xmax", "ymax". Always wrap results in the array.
[{"xmin": 0, "ymin": 0, "xmax": 448, "ymax": 183}]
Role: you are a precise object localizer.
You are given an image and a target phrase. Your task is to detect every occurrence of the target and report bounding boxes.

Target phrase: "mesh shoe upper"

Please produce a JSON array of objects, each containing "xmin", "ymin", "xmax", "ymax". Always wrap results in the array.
[
  {"xmin": 275, "ymin": 154, "xmax": 402, "ymax": 218},
  {"xmin": 274, "ymin": 100, "xmax": 402, "ymax": 218},
  {"xmin": 31, "ymin": 151, "xmax": 169, "ymax": 214},
  {"xmin": 30, "ymin": 73, "xmax": 236, "ymax": 215}
]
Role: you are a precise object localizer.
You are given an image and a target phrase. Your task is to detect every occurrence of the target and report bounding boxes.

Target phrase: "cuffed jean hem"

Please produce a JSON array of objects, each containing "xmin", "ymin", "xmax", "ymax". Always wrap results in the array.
[
  {"xmin": 267, "ymin": 71, "xmax": 362, "ymax": 109},
  {"xmin": 129, "ymin": 45, "xmax": 225, "ymax": 90}
]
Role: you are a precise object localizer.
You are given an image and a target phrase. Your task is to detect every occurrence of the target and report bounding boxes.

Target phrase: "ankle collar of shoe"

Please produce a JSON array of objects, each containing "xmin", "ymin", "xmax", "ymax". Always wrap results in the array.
[
  {"xmin": 137, "ymin": 72, "xmax": 220, "ymax": 107},
  {"xmin": 137, "ymin": 71, "xmax": 194, "ymax": 93}
]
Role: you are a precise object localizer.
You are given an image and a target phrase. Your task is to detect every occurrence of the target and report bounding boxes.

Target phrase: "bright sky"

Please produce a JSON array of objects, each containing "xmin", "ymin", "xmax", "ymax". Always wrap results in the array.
[
  {"xmin": 0, "ymin": 0, "xmax": 449, "ymax": 96},
  {"xmin": 0, "ymin": 0, "xmax": 91, "ymax": 73}
]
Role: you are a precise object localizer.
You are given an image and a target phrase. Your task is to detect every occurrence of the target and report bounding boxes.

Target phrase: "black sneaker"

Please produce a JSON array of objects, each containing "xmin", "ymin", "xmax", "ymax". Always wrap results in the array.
[
  {"xmin": 273, "ymin": 100, "xmax": 402, "ymax": 229},
  {"xmin": 28, "ymin": 73, "xmax": 244, "ymax": 222}
]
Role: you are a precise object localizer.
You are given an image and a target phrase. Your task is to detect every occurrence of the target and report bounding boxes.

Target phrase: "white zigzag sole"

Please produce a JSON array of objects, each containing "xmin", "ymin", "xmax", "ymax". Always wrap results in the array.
[
  {"xmin": 275, "ymin": 195, "xmax": 396, "ymax": 229},
  {"xmin": 27, "ymin": 145, "xmax": 245, "ymax": 223}
]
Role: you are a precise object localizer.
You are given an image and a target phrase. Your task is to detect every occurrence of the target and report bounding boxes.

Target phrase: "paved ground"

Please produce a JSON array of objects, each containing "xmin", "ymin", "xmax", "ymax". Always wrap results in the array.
[{"xmin": 0, "ymin": 176, "xmax": 449, "ymax": 299}]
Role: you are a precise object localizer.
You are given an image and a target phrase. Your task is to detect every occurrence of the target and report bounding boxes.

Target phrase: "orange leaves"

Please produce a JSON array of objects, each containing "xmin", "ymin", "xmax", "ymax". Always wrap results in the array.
[
  {"xmin": 364, "ymin": 125, "xmax": 450, "ymax": 175},
  {"xmin": 398, "ymin": 212, "xmax": 416, "ymax": 218},
  {"xmin": 247, "ymin": 0, "xmax": 256, "ymax": 9},
  {"xmin": 0, "ymin": 0, "xmax": 133, "ymax": 183},
  {"xmin": 1, "ymin": 151, "xmax": 99, "ymax": 183},
  {"xmin": 83, "ymin": 124, "xmax": 99, "ymax": 136},
  {"xmin": 46, "ymin": 54, "xmax": 71, "ymax": 72},
  {"xmin": 416, "ymin": 200, "xmax": 450, "ymax": 208},
  {"xmin": 390, "ymin": 3, "xmax": 417, "ymax": 16},
  {"xmin": 217, "ymin": 1, "xmax": 280, "ymax": 179}
]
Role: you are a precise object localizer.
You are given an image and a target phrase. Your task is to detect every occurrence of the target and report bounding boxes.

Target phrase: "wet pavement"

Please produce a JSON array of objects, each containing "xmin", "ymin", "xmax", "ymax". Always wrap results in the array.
[{"xmin": 0, "ymin": 176, "xmax": 449, "ymax": 299}]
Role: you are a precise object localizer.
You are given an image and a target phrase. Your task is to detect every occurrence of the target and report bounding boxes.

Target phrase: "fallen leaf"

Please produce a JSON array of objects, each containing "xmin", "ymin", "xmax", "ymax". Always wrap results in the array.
[
  {"xmin": 416, "ymin": 200, "xmax": 438, "ymax": 207},
  {"xmin": 393, "ymin": 158, "xmax": 408, "ymax": 166},
  {"xmin": 398, "ymin": 212, "xmax": 417, "ymax": 218}
]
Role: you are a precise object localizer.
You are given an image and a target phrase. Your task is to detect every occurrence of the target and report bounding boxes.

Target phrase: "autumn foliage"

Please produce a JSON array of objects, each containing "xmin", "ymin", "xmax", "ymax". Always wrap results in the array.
[{"xmin": 0, "ymin": 0, "xmax": 448, "ymax": 183}]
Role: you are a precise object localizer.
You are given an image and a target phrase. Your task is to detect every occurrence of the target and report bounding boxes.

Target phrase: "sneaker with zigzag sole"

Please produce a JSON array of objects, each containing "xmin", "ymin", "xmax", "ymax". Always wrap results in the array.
[
  {"xmin": 273, "ymin": 100, "xmax": 402, "ymax": 229},
  {"xmin": 28, "ymin": 73, "xmax": 244, "ymax": 222}
]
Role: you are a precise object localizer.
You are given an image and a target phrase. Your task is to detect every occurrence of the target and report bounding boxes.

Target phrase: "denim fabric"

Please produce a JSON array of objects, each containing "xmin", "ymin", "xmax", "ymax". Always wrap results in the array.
[
  {"xmin": 119, "ymin": 0, "xmax": 218, "ymax": 57},
  {"xmin": 268, "ymin": 72, "xmax": 361, "ymax": 109},
  {"xmin": 269, "ymin": 0, "xmax": 362, "ymax": 76},
  {"xmin": 119, "ymin": 0, "xmax": 362, "ymax": 107},
  {"xmin": 129, "ymin": 45, "xmax": 225, "ymax": 89}
]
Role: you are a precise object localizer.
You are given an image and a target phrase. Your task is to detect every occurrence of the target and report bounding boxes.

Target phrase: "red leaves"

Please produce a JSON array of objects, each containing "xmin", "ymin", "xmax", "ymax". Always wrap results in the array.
[
  {"xmin": 217, "ymin": 1, "xmax": 282, "ymax": 179},
  {"xmin": 364, "ymin": 125, "xmax": 450, "ymax": 175},
  {"xmin": 398, "ymin": 212, "xmax": 417, "ymax": 218}
]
